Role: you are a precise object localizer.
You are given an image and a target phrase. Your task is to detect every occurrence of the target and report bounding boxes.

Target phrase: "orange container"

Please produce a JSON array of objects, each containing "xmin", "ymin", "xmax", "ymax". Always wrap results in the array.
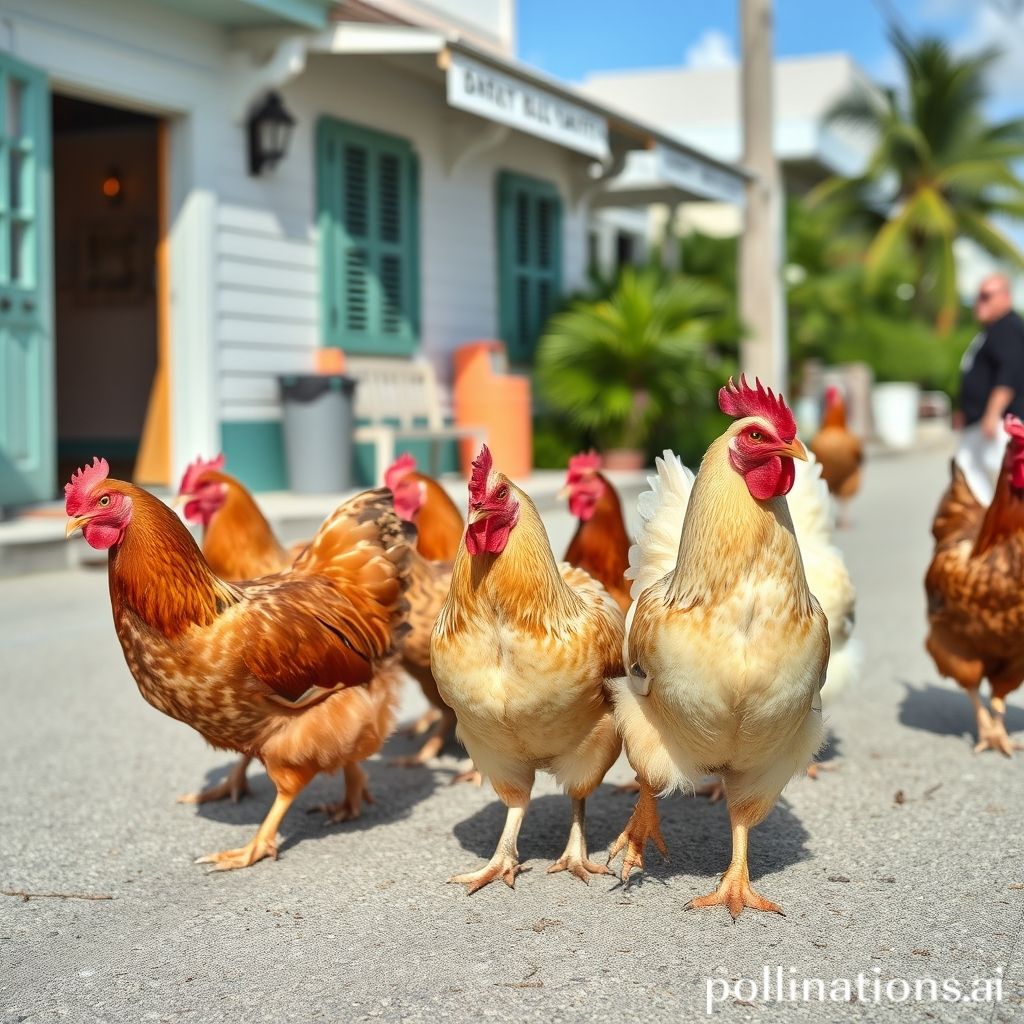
[{"xmin": 453, "ymin": 341, "xmax": 532, "ymax": 480}]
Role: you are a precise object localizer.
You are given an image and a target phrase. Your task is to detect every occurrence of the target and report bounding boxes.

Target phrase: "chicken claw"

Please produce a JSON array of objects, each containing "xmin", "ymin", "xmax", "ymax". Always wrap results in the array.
[
  {"xmin": 805, "ymin": 760, "xmax": 837, "ymax": 779},
  {"xmin": 686, "ymin": 870, "xmax": 784, "ymax": 920},
  {"xmin": 308, "ymin": 763, "xmax": 373, "ymax": 824},
  {"xmin": 449, "ymin": 857, "xmax": 526, "ymax": 894},
  {"xmin": 177, "ymin": 756, "xmax": 252, "ymax": 805},
  {"xmin": 450, "ymin": 762, "xmax": 483, "ymax": 786},
  {"xmin": 195, "ymin": 835, "xmax": 277, "ymax": 872},
  {"xmin": 607, "ymin": 781, "xmax": 668, "ymax": 880},
  {"xmin": 548, "ymin": 797, "xmax": 610, "ymax": 884},
  {"xmin": 974, "ymin": 722, "xmax": 1023, "ymax": 757}
]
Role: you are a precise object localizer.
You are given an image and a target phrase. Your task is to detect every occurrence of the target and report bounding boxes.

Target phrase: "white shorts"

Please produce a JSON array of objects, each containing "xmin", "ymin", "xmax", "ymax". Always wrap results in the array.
[{"xmin": 954, "ymin": 422, "xmax": 1009, "ymax": 505}]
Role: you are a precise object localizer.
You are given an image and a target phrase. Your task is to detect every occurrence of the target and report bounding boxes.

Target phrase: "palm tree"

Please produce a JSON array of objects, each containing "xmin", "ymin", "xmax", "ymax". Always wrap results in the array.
[{"xmin": 810, "ymin": 27, "xmax": 1024, "ymax": 331}]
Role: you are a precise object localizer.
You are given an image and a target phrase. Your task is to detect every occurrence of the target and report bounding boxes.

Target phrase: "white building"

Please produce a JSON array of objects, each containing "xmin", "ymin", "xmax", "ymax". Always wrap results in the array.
[{"xmin": 0, "ymin": 0, "xmax": 745, "ymax": 503}]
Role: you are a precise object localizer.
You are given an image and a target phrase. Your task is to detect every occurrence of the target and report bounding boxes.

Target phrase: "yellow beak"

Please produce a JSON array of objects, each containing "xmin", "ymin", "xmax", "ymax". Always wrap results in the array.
[
  {"xmin": 780, "ymin": 437, "xmax": 809, "ymax": 462},
  {"xmin": 172, "ymin": 493, "xmax": 191, "ymax": 508},
  {"xmin": 555, "ymin": 485, "xmax": 572, "ymax": 501},
  {"xmin": 65, "ymin": 515, "xmax": 90, "ymax": 539}
]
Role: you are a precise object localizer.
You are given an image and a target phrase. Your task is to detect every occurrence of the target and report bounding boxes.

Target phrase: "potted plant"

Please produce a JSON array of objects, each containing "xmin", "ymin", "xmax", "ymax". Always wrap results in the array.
[{"xmin": 535, "ymin": 267, "xmax": 729, "ymax": 466}]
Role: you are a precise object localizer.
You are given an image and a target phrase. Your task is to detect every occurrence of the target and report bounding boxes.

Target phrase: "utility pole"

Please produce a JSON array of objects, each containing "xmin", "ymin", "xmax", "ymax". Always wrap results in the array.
[{"xmin": 739, "ymin": 0, "xmax": 786, "ymax": 389}]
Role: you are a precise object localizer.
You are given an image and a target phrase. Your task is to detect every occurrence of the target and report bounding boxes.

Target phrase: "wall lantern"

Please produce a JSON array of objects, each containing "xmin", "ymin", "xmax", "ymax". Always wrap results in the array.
[
  {"xmin": 247, "ymin": 92, "xmax": 296, "ymax": 176},
  {"xmin": 101, "ymin": 168, "xmax": 123, "ymax": 205}
]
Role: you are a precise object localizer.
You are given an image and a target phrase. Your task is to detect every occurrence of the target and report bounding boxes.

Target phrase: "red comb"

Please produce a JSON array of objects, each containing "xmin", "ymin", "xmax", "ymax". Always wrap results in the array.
[
  {"xmin": 178, "ymin": 453, "xmax": 225, "ymax": 496},
  {"xmin": 469, "ymin": 444, "xmax": 493, "ymax": 502},
  {"xmin": 1005, "ymin": 414, "xmax": 1024, "ymax": 440},
  {"xmin": 568, "ymin": 451, "xmax": 601, "ymax": 475},
  {"xmin": 384, "ymin": 452, "xmax": 417, "ymax": 491},
  {"xmin": 64, "ymin": 457, "xmax": 110, "ymax": 515},
  {"xmin": 719, "ymin": 375, "xmax": 797, "ymax": 440}
]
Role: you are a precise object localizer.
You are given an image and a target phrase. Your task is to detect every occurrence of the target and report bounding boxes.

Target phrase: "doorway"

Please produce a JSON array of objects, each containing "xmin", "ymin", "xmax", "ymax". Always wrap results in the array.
[{"xmin": 51, "ymin": 95, "xmax": 165, "ymax": 486}]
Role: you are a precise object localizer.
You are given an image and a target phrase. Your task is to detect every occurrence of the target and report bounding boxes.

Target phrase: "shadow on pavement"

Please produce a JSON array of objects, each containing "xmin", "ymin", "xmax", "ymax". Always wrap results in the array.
[
  {"xmin": 451, "ymin": 783, "xmax": 812, "ymax": 884},
  {"xmin": 898, "ymin": 679, "xmax": 1024, "ymax": 738}
]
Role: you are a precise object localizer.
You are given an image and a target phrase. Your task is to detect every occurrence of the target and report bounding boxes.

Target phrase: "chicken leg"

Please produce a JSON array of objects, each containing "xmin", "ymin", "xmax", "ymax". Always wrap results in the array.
[
  {"xmin": 308, "ymin": 762, "xmax": 375, "ymax": 824},
  {"xmin": 548, "ymin": 797, "xmax": 610, "ymax": 883},
  {"xmin": 607, "ymin": 779, "xmax": 668, "ymax": 880},
  {"xmin": 981, "ymin": 695, "xmax": 1024, "ymax": 757},
  {"xmin": 195, "ymin": 762, "xmax": 315, "ymax": 871},
  {"xmin": 391, "ymin": 708, "xmax": 457, "ymax": 768},
  {"xmin": 686, "ymin": 799, "xmax": 783, "ymax": 919},
  {"xmin": 177, "ymin": 756, "xmax": 252, "ymax": 805},
  {"xmin": 449, "ymin": 790, "xmax": 528, "ymax": 894}
]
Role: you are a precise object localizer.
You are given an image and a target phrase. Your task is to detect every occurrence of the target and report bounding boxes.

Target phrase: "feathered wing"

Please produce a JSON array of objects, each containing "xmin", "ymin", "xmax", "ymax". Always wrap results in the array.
[
  {"xmin": 400, "ymin": 550, "xmax": 453, "ymax": 674},
  {"xmin": 240, "ymin": 489, "xmax": 413, "ymax": 704},
  {"xmin": 931, "ymin": 461, "xmax": 986, "ymax": 547},
  {"xmin": 622, "ymin": 450, "xmax": 696, "ymax": 695},
  {"xmin": 788, "ymin": 454, "xmax": 859, "ymax": 705}
]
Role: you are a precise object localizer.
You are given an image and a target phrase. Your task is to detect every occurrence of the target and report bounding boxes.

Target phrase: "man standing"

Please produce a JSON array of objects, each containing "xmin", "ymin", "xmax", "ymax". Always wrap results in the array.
[{"xmin": 957, "ymin": 273, "xmax": 1024, "ymax": 503}]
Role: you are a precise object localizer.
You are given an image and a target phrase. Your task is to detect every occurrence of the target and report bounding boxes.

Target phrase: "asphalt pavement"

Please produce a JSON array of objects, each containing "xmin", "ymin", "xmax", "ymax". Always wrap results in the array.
[{"xmin": 1, "ymin": 447, "xmax": 1022, "ymax": 1023}]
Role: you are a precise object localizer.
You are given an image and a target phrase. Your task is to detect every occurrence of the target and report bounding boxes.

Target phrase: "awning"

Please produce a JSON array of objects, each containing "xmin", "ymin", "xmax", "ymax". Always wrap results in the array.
[{"xmin": 307, "ymin": 24, "xmax": 749, "ymax": 202}]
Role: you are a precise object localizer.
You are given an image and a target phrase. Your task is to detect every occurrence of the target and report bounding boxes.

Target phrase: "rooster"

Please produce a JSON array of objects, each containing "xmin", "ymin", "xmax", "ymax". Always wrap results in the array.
[
  {"xmin": 66, "ymin": 458, "xmax": 412, "ymax": 870},
  {"xmin": 809, "ymin": 385, "xmax": 864, "ymax": 526},
  {"xmin": 431, "ymin": 445, "xmax": 625, "ymax": 892},
  {"xmin": 560, "ymin": 451, "xmax": 632, "ymax": 613},
  {"xmin": 608, "ymin": 377, "xmax": 829, "ymax": 918},
  {"xmin": 925, "ymin": 415, "xmax": 1024, "ymax": 756}
]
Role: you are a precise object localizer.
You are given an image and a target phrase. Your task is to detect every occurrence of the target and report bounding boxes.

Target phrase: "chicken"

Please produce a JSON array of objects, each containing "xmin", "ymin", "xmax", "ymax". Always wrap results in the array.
[
  {"xmin": 65, "ymin": 457, "xmax": 412, "ymax": 870},
  {"xmin": 176, "ymin": 454, "xmax": 460, "ymax": 782},
  {"xmin": 178, "ymin": 454, "xmax": 305, "ymax": 582},
  {"xmin": 560, "ymin": 451, "xmax": 632, "ymax": 613},
  {"xmin": 925, "ymin": 415, "xmax": 1024, "ymax": 756},
  {"xmin": 385, "ymin": 452, "xmax": 464, "ymax": 562},
  {"xmin": 430, "ymin": 445, "xmax": 625, "ymax": 891},
  {"xmin": 809, "ymin": 385, "xmax": 864, "ymax": 526},
  {"xmin": 608, "ymin": 377, "xmax": 829, "ymax": 918}
]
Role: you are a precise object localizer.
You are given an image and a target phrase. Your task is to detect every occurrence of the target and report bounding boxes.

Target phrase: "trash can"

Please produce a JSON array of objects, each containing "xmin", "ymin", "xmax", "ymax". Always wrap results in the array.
[{"xmin": 279, "ymin": 374, "xmax": 356, "ymax": 493}]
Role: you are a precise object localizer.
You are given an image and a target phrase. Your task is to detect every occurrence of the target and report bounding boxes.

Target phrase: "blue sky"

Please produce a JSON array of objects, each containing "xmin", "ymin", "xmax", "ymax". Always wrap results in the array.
[{"xmin": 517, "ymin": 0, "xmax": 1022, "ymax": 116}]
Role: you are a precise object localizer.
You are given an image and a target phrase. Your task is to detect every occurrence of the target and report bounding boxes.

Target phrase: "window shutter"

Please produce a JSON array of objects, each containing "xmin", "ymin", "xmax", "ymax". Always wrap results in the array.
[
  {"xmin": 497, "ymin": 172, "xmax": 562, "ymax": 364},
  {"xmin": 317, "ymin": 119, "xmax": 419, "ymax": 355}
]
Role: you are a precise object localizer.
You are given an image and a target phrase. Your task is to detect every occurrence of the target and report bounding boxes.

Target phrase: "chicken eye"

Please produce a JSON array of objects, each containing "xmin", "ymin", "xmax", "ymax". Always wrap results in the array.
[
  {"xmin": 496, "ymin": 486, "xmax": 509, "ymax": 500},
  {"xmin": 98, "ymin": 495, "xmax": 110, "ymax": 507},
  {"xmin": 749, "ymin": 431, "xmax": 763, "ymax": 441}
]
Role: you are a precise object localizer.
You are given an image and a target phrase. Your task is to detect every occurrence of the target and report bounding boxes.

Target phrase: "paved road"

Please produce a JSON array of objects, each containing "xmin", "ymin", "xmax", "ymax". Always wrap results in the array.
[{"xmin": 2, "ymin": 450, "xmax": 1022, "ymax": 1023}]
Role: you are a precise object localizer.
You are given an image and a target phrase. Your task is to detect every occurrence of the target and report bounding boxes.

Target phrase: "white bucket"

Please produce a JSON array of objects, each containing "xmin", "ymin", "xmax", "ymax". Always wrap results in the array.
[{"xmin": 872, "ymin": 382, "xmax": 920, "ymax": 449}]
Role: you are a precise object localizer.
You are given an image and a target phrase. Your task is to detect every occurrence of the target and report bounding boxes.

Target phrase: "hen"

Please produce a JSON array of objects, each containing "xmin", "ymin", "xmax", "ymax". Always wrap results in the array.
[
  {"xmin": 809, "ymin": 385, "xmax": 864, "ymax": 526},
  {"xmin": 925, "ymin": 415, "xmax": 1024, "ymax": 756},
  {"xmin": 385, "ymin": 452, "xmax": 464, "ymax": 562},
  {"xmin": 178, "ymin": 454, "xmax": 458, "ymax": 778},
  {"xmin": 178, "ymin": 454, "xmax": 305, "ymax": 582},
  {"xmin": 66, "ymin": 458, "xmax": 412, "ymax": 870},
  {"xmin": 431, "ymin": 445, "xmax": 625, "ymax": 891},
  {"xmin": 560, "ymin": 451, "xmax": 632, "ymax": 613},
  {"xmin": 608, "ymin": 377, "xmax": 829, "ymax": 918}
]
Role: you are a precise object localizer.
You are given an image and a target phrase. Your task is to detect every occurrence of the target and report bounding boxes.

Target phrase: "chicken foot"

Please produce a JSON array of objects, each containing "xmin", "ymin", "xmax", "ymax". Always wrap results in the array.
[
  {"xmin": 309, "ymin": 762, "xmax": 375, "ymax": 824},
  {"xmin": 686, "ymin": 801, "xmax": 784, "ymax": 919},
  {"xmin": 978, "ymin": 695, "xmax": 1024, "ymax": 757},
  {"xmin": 177, "ymin": 756, "xmax": 252, "ymax": 805},
  {"xmin": 391, "ymin": 707, "xmax": 457, "ymax": 768},
  {"xmin": 607, "ymin": 779, "xmax": 668, "ymax": 880},
  {"xmin": 548, "ymin": 797, "xmax": 610, "ymax": 884},
  {"xmin": 449, "ymin": 794, "xmax": 527, "ymax": 894},
  {"xmin": 195, "ymin": 763, "xmax": 315, "ymax": 871},
  {"xmin": 405, "ymin": 706, "xmax": 442, "ymax": 738}
]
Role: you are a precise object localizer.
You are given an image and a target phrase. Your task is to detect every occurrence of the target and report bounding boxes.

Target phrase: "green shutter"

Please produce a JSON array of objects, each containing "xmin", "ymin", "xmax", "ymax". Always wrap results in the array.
[
  {"xmin": 497, "ymin": 171, "xmax": 562, "ymax": 364},
  {"xmin": 317, "ymin": 118, "xmax": 419, "ymax": 355}
]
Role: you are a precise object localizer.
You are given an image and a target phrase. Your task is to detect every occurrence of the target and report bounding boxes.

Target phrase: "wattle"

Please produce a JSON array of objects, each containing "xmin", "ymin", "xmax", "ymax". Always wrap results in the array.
[
  {"xmin": 743, "ymin": 455, "xmax": 795, "ymax": 501},
  {"xmin": 465, "ymin": 517, "xmax": 511, "ymax": 555},
  {"xmin": 82, "ymin": 520, "xmax": 126, "ymax": 550},
  {"xmin": 568, "ymin": 493, "xmax": 595, "ymax": 521}
]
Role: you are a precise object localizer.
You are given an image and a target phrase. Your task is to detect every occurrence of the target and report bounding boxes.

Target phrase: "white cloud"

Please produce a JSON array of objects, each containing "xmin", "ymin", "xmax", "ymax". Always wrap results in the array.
[
  {"xmin": 684, "ymin": 29, "xmax": 737, "ymax": 70},
  {"xmin": 953, "ymin": 3, "xmax": 1024, "ymax": 102}
]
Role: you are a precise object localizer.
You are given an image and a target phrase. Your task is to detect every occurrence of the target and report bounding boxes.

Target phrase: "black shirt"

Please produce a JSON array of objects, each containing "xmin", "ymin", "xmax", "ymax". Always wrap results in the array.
[{"xmin": 960, "ymin": 311, "xmax": 1024, "ymax": 426}]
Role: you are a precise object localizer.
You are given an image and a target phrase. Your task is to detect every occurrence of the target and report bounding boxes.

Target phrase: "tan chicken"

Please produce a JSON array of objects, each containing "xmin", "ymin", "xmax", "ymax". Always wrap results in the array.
[
  {"xmin": 608, "ymin": 377, "xmax": 829, "ymax": 918},
  {"xmin": 431, "ymin": 445, "xmax": 625, "ymax": 892},
  {"xmin": 925, "ymin": 415, "xmax": 1024, "ymax": 755},
  {"xmin": 66, "ymin": 458, "xmax": 412, "ymax": 869},
  {"xmin": 809, "ymin": 385, "xmax": 864, "ymax": 526}
]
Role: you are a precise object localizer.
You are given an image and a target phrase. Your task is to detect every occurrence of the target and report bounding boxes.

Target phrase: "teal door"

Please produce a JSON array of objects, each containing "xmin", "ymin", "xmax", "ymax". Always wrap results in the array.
[{"xmin": 0, "ymin": 53, "xmax": 52, "ymax": 507}]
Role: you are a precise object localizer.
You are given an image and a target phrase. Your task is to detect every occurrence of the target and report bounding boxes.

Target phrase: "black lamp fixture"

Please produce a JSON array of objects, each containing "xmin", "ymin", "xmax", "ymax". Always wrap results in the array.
[{"xmin": 247, "ymin": 91, "xmax": 296, "ymax": 176}]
